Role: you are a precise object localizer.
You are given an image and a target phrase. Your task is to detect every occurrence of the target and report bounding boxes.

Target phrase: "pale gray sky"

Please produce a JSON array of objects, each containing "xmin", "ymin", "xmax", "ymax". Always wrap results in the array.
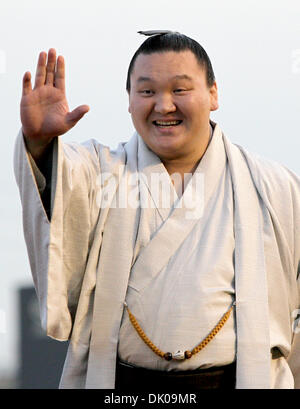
[{"xmin": 0, "ymin": 0, "xmax": 299, "ymax": 377}]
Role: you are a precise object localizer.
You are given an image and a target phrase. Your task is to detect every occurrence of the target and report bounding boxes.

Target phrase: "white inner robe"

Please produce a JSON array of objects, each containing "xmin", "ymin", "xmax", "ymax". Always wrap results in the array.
[{"xmin": 118, "ymin": 125, "xmax": 236, "ymax": 371}]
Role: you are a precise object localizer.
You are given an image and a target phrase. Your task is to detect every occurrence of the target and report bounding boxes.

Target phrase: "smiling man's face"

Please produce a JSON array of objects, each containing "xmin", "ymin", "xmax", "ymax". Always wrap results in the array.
[{"xmin": 128, "ymin": 50, "xmax": 219, "ymax": 163}]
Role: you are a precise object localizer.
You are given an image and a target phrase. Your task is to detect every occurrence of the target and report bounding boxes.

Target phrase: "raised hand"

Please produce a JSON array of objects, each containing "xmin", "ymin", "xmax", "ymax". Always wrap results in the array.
[{"xmin": 21, "ymin": 48, "xmax": 89, "ymax": 160}]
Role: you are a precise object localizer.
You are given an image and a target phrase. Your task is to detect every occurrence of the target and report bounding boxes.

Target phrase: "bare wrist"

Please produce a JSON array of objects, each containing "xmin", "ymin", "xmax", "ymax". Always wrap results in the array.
[{"xmin": 22, "ymin": 132, "xmax": 53, "ymax": 163}]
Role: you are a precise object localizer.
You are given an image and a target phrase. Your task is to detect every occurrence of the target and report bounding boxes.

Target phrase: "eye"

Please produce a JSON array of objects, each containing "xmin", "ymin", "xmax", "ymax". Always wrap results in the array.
[
  {"xmin": 174, "ymin": 88, "xmax": 186, "ymax": 94},
  {"xmin": 139, "ymin": 90, "xmax": 154, "ymax": 96}
]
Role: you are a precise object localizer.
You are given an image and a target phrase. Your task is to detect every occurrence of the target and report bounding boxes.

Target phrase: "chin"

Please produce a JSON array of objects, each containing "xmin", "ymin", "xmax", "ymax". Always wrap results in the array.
[
  {"xmin": 145, "ymin": 133, "xmax": 185, "ymax": 153},
  {"xmin": 149, "ymin": 142, "xmax": 184, "ymax": 161}
]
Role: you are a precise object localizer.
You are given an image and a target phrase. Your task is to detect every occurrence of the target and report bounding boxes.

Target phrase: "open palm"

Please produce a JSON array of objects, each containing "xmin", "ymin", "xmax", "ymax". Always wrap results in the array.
[{"xmin": 21, "ymin": 49, "xmax": 89, "ymax": 156}]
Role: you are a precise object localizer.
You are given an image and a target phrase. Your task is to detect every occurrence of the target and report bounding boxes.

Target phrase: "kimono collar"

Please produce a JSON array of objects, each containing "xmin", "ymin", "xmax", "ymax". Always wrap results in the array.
[{"xmin": 136, "ymin": 121, "xmax": 226, "ymax": 222}]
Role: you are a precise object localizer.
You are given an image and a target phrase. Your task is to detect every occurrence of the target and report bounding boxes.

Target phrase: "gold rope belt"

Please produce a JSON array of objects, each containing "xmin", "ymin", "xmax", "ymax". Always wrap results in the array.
[{"xmin": 124, "ymin": 301, "xmax": 235, "ymax": 361}]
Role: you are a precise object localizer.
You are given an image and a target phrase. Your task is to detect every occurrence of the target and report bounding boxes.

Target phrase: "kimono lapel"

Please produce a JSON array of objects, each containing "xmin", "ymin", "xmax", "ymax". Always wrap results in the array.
[
  {"xmin": 137, "ymin": 136, "xmax": 177, "ymax": 223},
  {"xmin": 129, "ymin": 126, "xmax": 227, "ymax": 292},
  {"xmin": 223, "ymin": 129, "xmax": 271, "ymax": 388},
  {"xmin": 86, "ymin": 135, "xmax": 141, "ymax": 388}
]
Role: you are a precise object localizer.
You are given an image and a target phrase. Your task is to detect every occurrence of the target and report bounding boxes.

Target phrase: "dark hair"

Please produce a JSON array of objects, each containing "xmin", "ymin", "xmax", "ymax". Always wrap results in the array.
[{"xmin": 126, "ymin": 32, "xmax": 215, "ymax": 92}]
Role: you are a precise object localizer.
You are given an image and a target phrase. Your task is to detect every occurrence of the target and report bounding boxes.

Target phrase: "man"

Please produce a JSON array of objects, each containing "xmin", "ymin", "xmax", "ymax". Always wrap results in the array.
[{"xmin": 14, "ymin": 31, "xmax": 300, "ymax": 389}]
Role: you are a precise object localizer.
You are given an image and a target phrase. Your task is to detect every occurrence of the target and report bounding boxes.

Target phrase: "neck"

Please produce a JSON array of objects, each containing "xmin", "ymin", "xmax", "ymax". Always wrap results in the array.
[
  {"xmin": 162, "ymin": 125, "xmax": 212, "ymax": 178},
  {"xmin": 162, "ymin": 125, "xmax": 212, "ymax": 197}
]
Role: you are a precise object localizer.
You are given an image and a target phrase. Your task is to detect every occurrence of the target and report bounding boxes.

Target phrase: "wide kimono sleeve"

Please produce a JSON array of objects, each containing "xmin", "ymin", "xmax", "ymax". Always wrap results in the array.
[
  {"xmin": 239, "ymin": 147, "xmax": 300, "ymax": 387},
  {"xmin": 256, "ymin": 160, "xmax": 300, "ymax": 387},
  {"xmin": 286, "ymin": 169, "xmax": 300, "ymax": 388},
  {"xmin": 258, "ymin": 161, "xmax": 300, "ymax": 387},
  {"xmin": 13, "ymin": 130, "xmax": 102, "ymax": 341}
]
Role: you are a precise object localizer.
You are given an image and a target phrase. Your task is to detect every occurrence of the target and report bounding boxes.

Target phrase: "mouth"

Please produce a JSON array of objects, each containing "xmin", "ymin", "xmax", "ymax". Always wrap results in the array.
[{"xmin": 152, "ymin": 120, "xmax": 183, "ymax": 128}]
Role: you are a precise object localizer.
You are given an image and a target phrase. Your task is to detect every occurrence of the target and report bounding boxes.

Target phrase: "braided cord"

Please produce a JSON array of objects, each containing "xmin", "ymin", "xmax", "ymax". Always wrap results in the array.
[
  {"xmin": 125, "ymin": 302, "xmax": 235, "ymax": 361},
  {"xmin": 126, "ymin": 307, "xmax": 165, "ymax": 358},
  {"xmin": 191, "ymin": 305, "xmax": 234, "ymax": 355}
]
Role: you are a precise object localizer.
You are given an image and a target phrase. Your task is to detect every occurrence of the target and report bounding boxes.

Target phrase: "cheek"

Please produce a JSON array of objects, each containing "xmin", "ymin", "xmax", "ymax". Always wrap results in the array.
[
  {"xmin": 183, "ymin": 97, "xmax": 210, "ymax": 119},
  {"xmin": 176, "ymin": 95, "xmax": 201, "ymax": 114},
  {"xmin": 130, "ymin": 103, "xmax": 151, "ymax": 123}
]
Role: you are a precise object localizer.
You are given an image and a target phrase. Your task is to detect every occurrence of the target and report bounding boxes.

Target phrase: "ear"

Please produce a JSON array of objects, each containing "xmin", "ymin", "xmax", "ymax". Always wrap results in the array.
[
  {"xmin": 128, "ymin": 91, "xmax": 132, "ymax": 114},
  {"xmin": 209, "ymin": 81, "xmax": 219, "ymax": 112}
]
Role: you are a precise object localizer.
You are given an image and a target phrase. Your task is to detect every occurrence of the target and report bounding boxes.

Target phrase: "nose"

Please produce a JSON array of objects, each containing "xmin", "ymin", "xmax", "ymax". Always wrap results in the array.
[{"xmin": 154, "ymin": 93, "xmax": 176, "ymax": 115}]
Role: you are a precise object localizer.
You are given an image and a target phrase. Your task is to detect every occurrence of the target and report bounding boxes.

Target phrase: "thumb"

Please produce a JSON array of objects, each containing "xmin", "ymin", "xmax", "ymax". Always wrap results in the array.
[{"xmin": 66, "ymin": 105, "xmax": 90, "ymax": 126}]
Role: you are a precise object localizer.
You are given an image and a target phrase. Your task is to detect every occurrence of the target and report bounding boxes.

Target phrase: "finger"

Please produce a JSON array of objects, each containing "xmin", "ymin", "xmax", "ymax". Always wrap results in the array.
[
  {"xmin": 34, "ymin": 51, "xmax": 47, "ymax": 88},
  {"xmin": 22, "ymin": 71, "xmax": 32, "ymax": 96},
  {"xmin": 45, "ymin": 48, "xmax": 57, "ymax": 85},
  {"xmin": 54, "ymin": 55, "xmax": 65, "ymax": 92},
  {"xmin": 66, "ymin": 105, "xmax": 90, "ymax": 126}
]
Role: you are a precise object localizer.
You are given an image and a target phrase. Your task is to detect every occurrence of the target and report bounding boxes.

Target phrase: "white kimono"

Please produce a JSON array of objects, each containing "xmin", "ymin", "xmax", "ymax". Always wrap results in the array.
[{"xmin": 14, "ymin": 122, "xmax": 300, "ymax": 389}]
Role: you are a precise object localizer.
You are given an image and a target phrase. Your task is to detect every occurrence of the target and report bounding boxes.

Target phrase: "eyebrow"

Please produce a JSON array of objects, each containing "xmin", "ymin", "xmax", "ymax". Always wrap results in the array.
[{"xmin": 137, "ymin": 74, "xmax": 193, "ymax": 83}]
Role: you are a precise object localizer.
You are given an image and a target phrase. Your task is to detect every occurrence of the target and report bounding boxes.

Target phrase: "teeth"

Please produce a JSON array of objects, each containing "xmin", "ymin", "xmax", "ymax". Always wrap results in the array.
[{"xmin": 155, "ymin": 120, "xmax": 181, "ymax": 126}]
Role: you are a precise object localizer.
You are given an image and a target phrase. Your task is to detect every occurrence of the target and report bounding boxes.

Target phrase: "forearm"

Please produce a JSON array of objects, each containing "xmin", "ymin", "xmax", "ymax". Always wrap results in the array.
[
  {"xmin": 23, "ymin": 131, "xmax": 54, "ymax": 163},
  {"xmin": 24, "ymin": 132, "xmax": 54, "ymax": 220}
]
